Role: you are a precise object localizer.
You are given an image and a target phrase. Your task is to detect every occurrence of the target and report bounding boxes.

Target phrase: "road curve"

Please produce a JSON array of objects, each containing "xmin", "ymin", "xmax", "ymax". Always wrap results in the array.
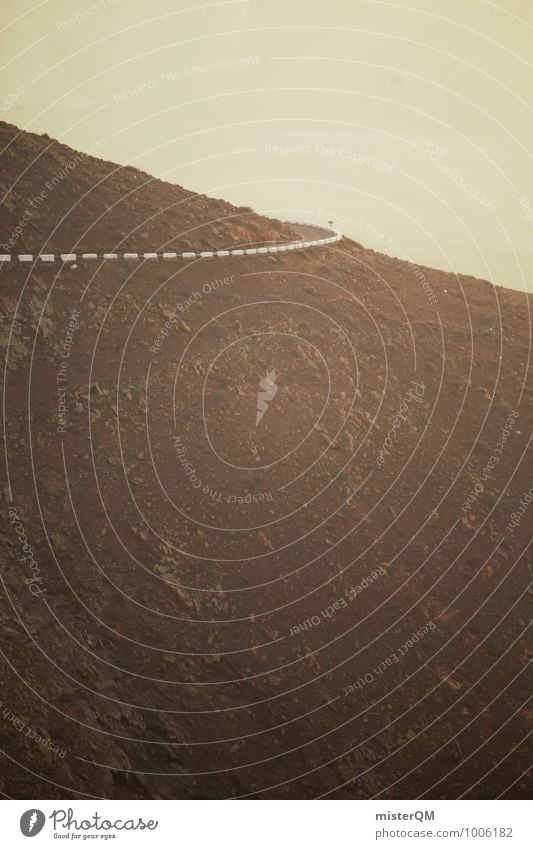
[{"xmin": 0, "ymin": 222, "xmax": 342, "ymax": 264}]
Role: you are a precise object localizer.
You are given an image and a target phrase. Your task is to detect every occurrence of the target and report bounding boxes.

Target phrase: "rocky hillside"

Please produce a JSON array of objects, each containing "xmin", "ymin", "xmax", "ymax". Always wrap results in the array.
[
  {"xmin": 0, "ymin": 121, "xmax": 296, "ymax": 255},
  {"xmin": 0, "ymin": 125, "xmax": 531, "ymax": 800}
]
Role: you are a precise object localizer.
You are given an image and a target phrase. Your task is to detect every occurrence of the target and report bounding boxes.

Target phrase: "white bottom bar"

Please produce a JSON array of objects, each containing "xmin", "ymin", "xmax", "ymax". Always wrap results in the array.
[{"xmin": 1, "ymin": 800, "xmax": 529, "ymax": 848}]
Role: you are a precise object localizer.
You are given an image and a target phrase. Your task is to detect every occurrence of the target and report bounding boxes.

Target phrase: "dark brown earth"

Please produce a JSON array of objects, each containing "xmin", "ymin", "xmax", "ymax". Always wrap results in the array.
[
  {"xmin": 0, "ymin": 122, "xmax": 297, "ymax": 256},
  {"xmin": 0, "ymin": 123, "xmax": 531, "ymax": 800}
]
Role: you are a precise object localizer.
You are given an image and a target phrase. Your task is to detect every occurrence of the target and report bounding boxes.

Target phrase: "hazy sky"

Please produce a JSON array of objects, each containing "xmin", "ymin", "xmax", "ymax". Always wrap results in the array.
[{"xmin": 2, "ymin": 0, "xmax": 532, "ymax": 291}]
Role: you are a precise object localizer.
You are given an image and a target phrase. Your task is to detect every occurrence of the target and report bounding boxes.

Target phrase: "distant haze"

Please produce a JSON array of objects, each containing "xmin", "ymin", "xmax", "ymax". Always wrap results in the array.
[{"xmin": 2, "ymin": 0, "xmax": 532, "ymax": 291}]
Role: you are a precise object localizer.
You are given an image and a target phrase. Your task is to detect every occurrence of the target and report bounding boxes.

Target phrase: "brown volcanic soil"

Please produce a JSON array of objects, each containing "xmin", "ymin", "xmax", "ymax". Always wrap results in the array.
[
  {"xmin": 0, "ymin": 125, "xmax": 531, "ymax": 800},
  {"xmin": 0, "ymin": 122, "xmax": 296, "ymax": 255}
]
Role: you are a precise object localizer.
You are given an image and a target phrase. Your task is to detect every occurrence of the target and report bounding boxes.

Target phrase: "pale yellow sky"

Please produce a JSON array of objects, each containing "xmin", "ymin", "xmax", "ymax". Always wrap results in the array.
[{"xmin": 2, "ymin": 0, "xmax": 532, "ymax": 290}]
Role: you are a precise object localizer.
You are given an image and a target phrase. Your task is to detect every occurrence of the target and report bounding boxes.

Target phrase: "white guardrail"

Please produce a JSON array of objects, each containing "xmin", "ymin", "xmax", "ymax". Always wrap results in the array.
[{"xmin": 0, "ymin": 223, "xmax": 342, "ymax": 263}]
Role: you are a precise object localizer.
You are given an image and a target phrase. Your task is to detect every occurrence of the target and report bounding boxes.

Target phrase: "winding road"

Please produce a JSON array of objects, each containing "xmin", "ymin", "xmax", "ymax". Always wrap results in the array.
[{"xmin": 0, "ymin": 222, "xmax": 341, "ymax": 264}]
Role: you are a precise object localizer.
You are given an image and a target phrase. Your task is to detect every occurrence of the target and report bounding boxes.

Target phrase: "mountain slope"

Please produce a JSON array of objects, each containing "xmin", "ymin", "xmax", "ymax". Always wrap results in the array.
[
  {"xmin": 0, "ymin": 121, "xmax": 296, "ymax": 255},
  {"xmin": 0, "ymin": 125, "xmax": 531, "ymax": 800}
]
